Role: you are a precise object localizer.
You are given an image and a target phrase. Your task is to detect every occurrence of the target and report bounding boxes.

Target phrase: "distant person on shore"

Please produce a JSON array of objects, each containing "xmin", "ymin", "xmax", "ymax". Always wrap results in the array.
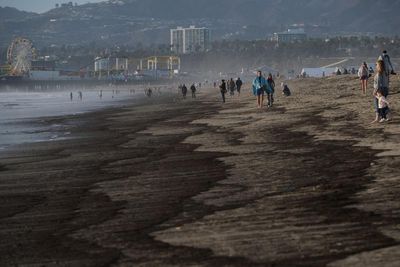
[
  {"xmin": 70, "ymin": 92, "xmax": 73, "ymax": 101},
  {"xmin": 236, "ymin": 77, "xmax": 243, "ymax": 95},
  {"xmin": 266, "ymin": 73, "xmax": 275, "ymax": 107},
  {"xmin": 219, "ymin": 79, "xmax": 227, "ymax": 103},
  {"xmin": 229, "ymin": 78, "xmax": 236, "ymax": 96},
  {"xmin": 181, "ymin": 84, "xmax": 188, "ymax": 99},
  {"xmin": 372, "ymin": 60, "xmax": 389, "ymax": 123},
  {"xmin": 374, "ymin": 88, "xmax": 390, "ymax": 122},
  {"xmin": 78, "ymin": 91, "xmax": 83, "ymax": 100},
  {"xmin": 99, "ymin": 90, "xmax": 103, "ymax": 99},
  {"xmin": 190, "ymin": 83, "xmax": 197, "ymax": 98},
  {"xmin": 146, "ymin": 88, "xmax": 152, "ymax": 97},
  {"xmin": 252, "ymin": 71, "xmax": 267, "ymax": 108},
  {"xmin": 281, "ymin": 82, "xmax": 291, "ymax": 96},
  {"xmin": 358, "ymin": 62, "xmax": 370, "ymax": 95}
]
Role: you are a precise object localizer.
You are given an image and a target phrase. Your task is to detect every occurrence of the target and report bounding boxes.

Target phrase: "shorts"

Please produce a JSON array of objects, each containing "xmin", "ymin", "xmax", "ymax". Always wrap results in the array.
[
  {"xmin": 256, "ymin": 88, "xmax": 264, "ymax": 96},
  {"xmin": 360, "ymin": 75, "xmax": 368, "ymax": 80}
]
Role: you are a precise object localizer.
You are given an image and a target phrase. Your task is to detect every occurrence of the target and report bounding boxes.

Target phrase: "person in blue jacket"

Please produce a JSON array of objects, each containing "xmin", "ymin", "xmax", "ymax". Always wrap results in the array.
[{"xmin": 252, "ymin": 70, "xmax": 267, "ymax": 108}]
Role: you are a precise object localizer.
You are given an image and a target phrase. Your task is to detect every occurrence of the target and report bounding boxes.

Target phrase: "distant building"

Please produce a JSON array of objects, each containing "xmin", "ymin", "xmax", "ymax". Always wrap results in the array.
[
  {"xmin": 273, "ymin": 28, "xmax": 307, "ymax": 43},
  {"xmin": 138, "ymin": 56, "xmax": 180, "ymax": 79},
  {"xmin": 94, "ymin": 57, "xmax": 128, "ymax": 72},
  {"xmin": 94, "ymin": 57, "xmax": 109, "ymax": 72},
  {"xmin": 61, "ymin": 2, "xmax": 73, "ymax": 8},
  {"xmin": 171, "ymin": 26, "xmax": 211, "ymax": 54}
]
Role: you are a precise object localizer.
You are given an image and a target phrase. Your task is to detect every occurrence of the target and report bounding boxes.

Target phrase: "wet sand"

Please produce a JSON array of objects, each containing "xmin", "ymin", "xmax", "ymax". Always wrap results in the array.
[{"xmin": 0, "ymin": 76, "xmax": 400, "ymax": 266}]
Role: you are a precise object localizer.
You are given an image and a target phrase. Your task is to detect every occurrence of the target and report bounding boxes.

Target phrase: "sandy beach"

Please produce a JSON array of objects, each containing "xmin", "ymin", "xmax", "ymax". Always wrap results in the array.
[{"xmin": 1, "ymin": 76, "xmax": 400, "ymax": 266}]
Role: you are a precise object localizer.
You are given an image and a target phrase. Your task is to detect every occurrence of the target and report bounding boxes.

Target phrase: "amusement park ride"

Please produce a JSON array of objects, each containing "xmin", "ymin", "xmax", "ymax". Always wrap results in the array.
[
  {"xmin": 1, "ymin": 37, "xmax": 181, "ymax": 82},
  {"xmin": 1, "ymin": 37, "xmax": 36, "ymax": 77}
]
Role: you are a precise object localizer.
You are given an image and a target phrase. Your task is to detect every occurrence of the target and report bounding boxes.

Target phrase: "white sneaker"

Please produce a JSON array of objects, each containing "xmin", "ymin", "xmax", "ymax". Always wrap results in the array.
[{"xmin": 379, "ymin": 119, "xmax": 385, "ymax": 123}]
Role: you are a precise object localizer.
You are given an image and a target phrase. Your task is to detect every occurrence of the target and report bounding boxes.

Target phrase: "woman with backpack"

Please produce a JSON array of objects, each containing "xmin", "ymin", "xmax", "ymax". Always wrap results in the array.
[{"xmin": 358, "ymin": 62, "xmax": 369, "ymax": 95}]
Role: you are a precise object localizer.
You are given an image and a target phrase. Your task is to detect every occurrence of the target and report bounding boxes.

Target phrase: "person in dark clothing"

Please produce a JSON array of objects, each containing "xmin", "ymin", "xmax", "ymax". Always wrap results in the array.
[
  {"xmin": 228, "ymin": 78, "xmax": 235, "ymax": 96},
  {"xmin": 266, "ymin": 73, "xmax": 275, "ymax": 107},
  {"xmin": 190, "ymin": 83, "xmax": 196, "ymax": 98},
  {"xmin": 379, "ymin": 50, "xmax": 395, "ymax": 76},
  {"xmin": 236, "ymin": 78, "xmax": 243, "ymax": 95},
  {"xmin": 281, "ymin": 82, "xmax": 291, "ymax": 96},
  {"xmin": 181, "ymin": 84, "xmax": 188, "ymax": 99},
  {"xmin": 219, "ymin": 80, "xmax": 227, "ymax": 103}
]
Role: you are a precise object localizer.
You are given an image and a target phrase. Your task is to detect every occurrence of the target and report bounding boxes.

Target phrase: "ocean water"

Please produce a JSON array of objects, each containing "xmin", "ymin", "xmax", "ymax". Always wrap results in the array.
[{"xmin": 0, "ymin": 86, "xmax": 146, "ymax": 150}]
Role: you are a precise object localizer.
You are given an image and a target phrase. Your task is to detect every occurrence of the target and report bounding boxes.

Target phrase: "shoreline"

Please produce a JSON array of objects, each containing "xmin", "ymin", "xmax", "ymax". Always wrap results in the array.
[
  {"xmin": 0, "ymin": 86, "xmax": 177, "ymax": 151},
  {"xmin": 1, "ymin": 77, "xmax": 400, "ymax": 266}
]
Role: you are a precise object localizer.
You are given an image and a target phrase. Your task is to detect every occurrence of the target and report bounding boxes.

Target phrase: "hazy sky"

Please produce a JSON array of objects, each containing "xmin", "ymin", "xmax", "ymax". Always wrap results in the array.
[{"xmin": 0, "ymin": 0, "xmax": 106, "ymax": 13}]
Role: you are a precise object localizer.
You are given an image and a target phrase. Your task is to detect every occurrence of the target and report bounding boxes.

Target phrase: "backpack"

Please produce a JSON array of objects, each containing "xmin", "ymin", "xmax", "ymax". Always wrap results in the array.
[{"xmin": 359, "ymin": 66, "xmax": 368, "ymax": 77}]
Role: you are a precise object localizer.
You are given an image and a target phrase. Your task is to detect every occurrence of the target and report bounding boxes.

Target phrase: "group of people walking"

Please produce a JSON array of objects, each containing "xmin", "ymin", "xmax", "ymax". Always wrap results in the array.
[
  {"xmin": 218, "ymin": 73, "xmax": 290, "ymax": 107},
  {"xmin": 358, "ymin": 50, "xmax": 395, "ymax": 123},
  {"xmin": 219, "ymin": 78, "xmax": 243, "ymax": 103},
  {"xmin": 179, "ymin": 83, "xmax": 198, "ymax": 99},
  {"xmin": 251, "ymin": 71, "xmax": 277, "ymax": 108}
]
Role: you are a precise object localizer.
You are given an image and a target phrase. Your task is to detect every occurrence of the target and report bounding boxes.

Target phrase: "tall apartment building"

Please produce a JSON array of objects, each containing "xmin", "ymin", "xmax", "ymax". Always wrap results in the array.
[{"xmin": 171, "ymin": 26, "xmax": 211, "ymax": 54}]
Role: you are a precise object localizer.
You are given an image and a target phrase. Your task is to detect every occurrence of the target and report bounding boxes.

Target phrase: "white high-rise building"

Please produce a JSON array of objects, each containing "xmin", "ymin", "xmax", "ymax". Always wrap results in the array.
[{"xmin": 171, "ymin": 26, "xmax": 211, "ymax": 54}]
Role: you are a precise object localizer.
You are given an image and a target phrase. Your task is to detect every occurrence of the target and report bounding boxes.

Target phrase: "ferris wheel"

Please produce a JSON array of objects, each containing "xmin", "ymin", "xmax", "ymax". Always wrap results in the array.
[{"xmin": 7, "ymin": 37, "xmax": 36, "ymax": 76}]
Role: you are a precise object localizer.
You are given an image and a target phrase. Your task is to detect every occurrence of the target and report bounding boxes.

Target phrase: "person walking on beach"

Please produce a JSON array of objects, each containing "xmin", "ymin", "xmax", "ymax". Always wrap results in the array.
[
  {"xmin": 190, "ymin": 83, "xmax": 197, "ymax": 98},
  {"xmin": 266, "ymin": 73, "xmax": 275, "ymax": 107},
  {"xmin": 146, "ymin": 88, "xmax": 152, "ymax": 97},
  {"xmin": 229, "ymin": 78, "xmax": 236, "ymax": 96},
  {"xmin": 181, "ymin": 84, "xmax": 188, "ymax": 99},
  {"xmin": 78, "ymin": 91, "xmax": 83, "ymax": 101},
  {"xmin": 358, "ymin": 62, "xmax": 370, "ymax": 95},
  {"xmin": 236, "ymin": 78, "xmax": 243, "ymax": 95},
  {"xmin": 252, "ymin": 71, "xmax": 267, "ymax": 108},
  {"xmin": 219, "ymin": 79, "xmax": 227, "ymax": 103},
  {"xmin": 372, "ymin": 60, "xmax": 389, "ymax": 123},
  {"xmin": 375, "ymin": 88, "xmax": 390, "ymax": 122},
  {"xmin": 70, "ymin": 92, "xmax": 73, "ymax": 101}
]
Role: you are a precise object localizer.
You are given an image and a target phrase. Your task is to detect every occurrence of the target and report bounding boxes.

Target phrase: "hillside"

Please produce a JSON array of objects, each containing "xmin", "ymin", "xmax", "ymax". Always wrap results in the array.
[
  {"xmin": 0, "ymin": 6, "xmax": 37, "ymax": 21},
  {"xmin": 0, "ymin": 0, "xmax": 400, "ymax": 48}
]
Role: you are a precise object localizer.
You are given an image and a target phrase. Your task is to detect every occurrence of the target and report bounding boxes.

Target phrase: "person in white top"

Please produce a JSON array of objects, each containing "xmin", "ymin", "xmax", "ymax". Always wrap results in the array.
[{"xmin": 375, "ymin": 88, "xmax": 390, "ymax": 122}]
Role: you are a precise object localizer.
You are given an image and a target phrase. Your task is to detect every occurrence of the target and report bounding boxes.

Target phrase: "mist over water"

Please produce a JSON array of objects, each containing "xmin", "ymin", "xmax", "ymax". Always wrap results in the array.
[{"xmin": 0, "ymin": 86, "xmax": 144, "ymax": 150}]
